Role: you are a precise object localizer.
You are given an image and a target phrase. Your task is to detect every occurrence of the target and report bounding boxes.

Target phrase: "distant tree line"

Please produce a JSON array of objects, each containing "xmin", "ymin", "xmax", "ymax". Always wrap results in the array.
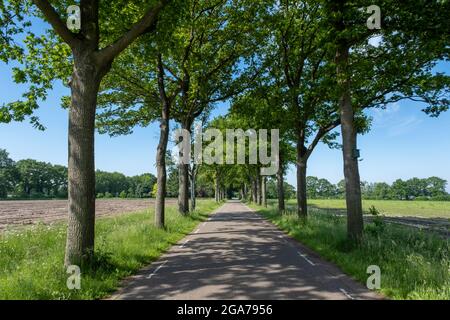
[
  {"xmin": 266, "ymin": 180, "xmax": 296, "ymax": 200},
  {"xmin": 0, "ymin": 148, "xmax": 221, "ymax": 200},
  {"xmin": 307, "ymin": 176, "xmax": 449, "ymax": 201},
  {"xmin": 95, "ymin": 171, "xmax": 156, "ymax": 199},
  {"xmin": 0, "ymin": 149, "xmax": 157, "ymax": 199}
]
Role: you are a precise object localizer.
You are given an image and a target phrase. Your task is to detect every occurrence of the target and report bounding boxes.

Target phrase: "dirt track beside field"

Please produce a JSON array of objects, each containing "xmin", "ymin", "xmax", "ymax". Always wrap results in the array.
[{"xmin": 0, "ymin": 199, "xmax": 177, "ymax": 230}]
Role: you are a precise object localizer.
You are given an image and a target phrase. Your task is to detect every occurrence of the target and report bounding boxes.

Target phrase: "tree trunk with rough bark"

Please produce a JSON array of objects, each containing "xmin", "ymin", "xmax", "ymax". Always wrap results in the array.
[
  {"xmin": 190, "ymin": 165, "xmax": 196, "ymax": 211},
  {"xmin": 331, "ymin": 0, "xmax": 364, "ymax": 242},
  {"xmin": 336, "ymin": 44, "xmax": 364, "ymax": 242},
  {"xmin": 65, "ymin": 54, "xmax": 104, "ymax": 267},
  {"xmin": 296, "ymin": 132, "xmax": 308, "ymax": 219},
  {"xmin": 178, "ymin": 158, "xmax": 189, "ymax": 215},
  {"xmin": 155, "ymin": 54, "xmax": 170, "ymax": 229},
  {"xmin": 296, "ymin": 158, "xmax": 308, "ymax": 219},
  {"xmin": 250, "ymin": 179, "xmax": 254, "ymax": 202},
  {"xmin": 215, "ymin": 173, "xmax": 219, "ymax": 202},
  {"xmin": 262, "ymin": 176, "xmax": 267, "ymax": 207},
  {"xmin": 243, "ymin": 183, "xmax": 248, "ymax": 200},
  {"xmin": 277, "ymin": 156, "xmax": 285, "ymax": 213},
  {"xmin": 256, "ymin": 174, "xmax": 261, "ymax": 205},
  {"xmin": 177, "ymin": 127, "xmax": 191, "ymax": 212}
]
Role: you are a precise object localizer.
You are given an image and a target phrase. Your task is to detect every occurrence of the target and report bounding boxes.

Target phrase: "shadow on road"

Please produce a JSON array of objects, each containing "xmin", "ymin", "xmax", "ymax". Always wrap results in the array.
[{"xmin": 114, "ymin": 202, "xmax": 379, "ymax": 300}]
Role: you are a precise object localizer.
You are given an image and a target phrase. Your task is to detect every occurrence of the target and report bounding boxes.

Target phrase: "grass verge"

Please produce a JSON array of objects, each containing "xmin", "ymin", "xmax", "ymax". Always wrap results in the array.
[
  {"xmin": 250, "ymin": 203, "xmax": 449, "ymax": 300},
  {"xmin": 0, "ymin": 199, "xmax": 220, "ymax": 300}
]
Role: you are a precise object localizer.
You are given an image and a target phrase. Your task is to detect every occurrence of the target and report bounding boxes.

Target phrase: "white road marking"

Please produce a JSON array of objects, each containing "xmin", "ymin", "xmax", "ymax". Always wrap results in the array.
[
  {"xmin": 297, "ymin": 251, "xmax": 316, "ymax": 266},
  {"xmin": 339, "ymin": 288, "xmax": 356, "ymax": 300},
  {"xmin": 147, "ymin": 261, "xmax": 167, "ymax": 279},
  {"xmin": 180, "ymin": 239, "xmax": 190, "ymax": 248}
]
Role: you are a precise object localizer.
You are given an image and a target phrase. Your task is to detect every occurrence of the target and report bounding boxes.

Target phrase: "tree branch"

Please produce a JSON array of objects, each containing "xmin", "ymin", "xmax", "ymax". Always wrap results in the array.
[
  {"xmin": 98, "ymin": 0, "xmax": 169, "ymax": 63},
  {"xmin": 306, "ymin": 118, "xmax": 340, "ymax": 159},
  {"xmin": 32, "ymin": 0, "xmax": 78, "ymax": 47}
]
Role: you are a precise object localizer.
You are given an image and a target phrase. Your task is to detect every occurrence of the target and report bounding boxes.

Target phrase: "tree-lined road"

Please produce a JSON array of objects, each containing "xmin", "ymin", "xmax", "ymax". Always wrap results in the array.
[{"xmin": 111, "ymin": 201, "xmax": 381, "ymax": 300}]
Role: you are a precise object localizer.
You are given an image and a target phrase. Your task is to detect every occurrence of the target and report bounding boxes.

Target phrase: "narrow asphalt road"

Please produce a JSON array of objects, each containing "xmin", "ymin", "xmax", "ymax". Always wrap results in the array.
[{"xmin": 111, "ymin": 201, "xmax": 381, "ymax": 300}]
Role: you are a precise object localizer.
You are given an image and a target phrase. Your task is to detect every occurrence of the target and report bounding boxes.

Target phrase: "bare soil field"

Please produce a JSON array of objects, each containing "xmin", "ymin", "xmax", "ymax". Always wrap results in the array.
[{"xmin": 0, "ymin": 198, "xmax": 177, "ymax": 230}]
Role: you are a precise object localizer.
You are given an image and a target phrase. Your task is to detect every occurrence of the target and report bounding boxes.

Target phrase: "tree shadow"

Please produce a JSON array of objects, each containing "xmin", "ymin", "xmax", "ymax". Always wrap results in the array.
[{"xmin": 113, "ymin": 205, "xmax": 380, "ymax": 300}]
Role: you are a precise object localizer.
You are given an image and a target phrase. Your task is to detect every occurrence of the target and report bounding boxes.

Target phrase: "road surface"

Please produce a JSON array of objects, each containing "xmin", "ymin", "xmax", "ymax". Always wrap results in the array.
[{"xmin": 111, "ymin": 201, "xmax": 381, "ymax": 300}]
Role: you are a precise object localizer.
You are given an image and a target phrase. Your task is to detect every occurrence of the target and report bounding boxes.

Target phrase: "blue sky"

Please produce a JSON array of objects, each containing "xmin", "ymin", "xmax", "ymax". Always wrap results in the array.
[{"xmin": 1, "ymin": 21, "xmax": 449, "ymax": 192}]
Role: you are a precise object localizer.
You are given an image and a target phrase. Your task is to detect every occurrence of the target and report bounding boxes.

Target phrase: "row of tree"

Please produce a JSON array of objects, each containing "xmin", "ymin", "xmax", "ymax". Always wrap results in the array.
[
  {"xmin": 1, "ymin": 1, "xmax": 449, "ymax": 267},
  {"xmin": 307, "ymin": 176, "xmax": 449, "ymax": 200},
  {"xmin": 0, "ymin": 149, "xmax": 158, "ymax": 199},
  {"xmin": 216, "ymin": 0, "xmax": 449, "ymax": 245}
]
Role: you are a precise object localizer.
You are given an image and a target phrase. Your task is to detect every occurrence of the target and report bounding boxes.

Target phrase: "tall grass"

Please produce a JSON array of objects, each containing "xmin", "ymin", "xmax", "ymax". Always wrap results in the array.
[
  {"xmin": 0, "ymin": 200, "xmax": 220, "ymax": 300},
  {"xmin": 252, "ymin": 204, "xmax": 450, "ymax": 300}
]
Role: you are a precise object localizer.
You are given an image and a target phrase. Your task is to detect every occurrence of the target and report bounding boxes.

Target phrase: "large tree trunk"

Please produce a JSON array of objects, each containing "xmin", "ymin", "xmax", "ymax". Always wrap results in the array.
[
  {"xmin": 155, "ymin": 115, "xmax": 169, "ymax": 228},
  {"xmin": 65, "ymin": 56, "xmax": 103, "ymax": 267},
  {"xmin": 177, "ymin": 120, "xmax": 192, "ymax": 213},
  {"xmin": 296, "ymin": 134, "xmax": 308, "ymax": 218},
  {"xmin": 261, "ymin": 176, "xmax": 267, "ymax": 207},
  {"xmin": 277, "ymin": 155, "xmax": 285, "ymax": 212},
  {"xmin": 256, "ymin": 174, "xmax": 262, "ymax": 205},
  {"xmin": 336, "ymin": 44, "xmax": 364, "ymax": 242},
  {"xmin": 178, "ymin": 163, "xmax": 189, "ymax": 215},
  {"xmin": 243, "ymin": 183, "xmax": 247, "ymax": 200},
  {"xmin": 252, "ymin": 179, "xmax": 257, "ymax": 203},
  {"xmin": 215, "ymin": 172, "xmax": 220, "ymax": 202},
  {"xmin": 296, "ymin": 158, "xmax": 308, "ymax": 219},
  {"xmin": 155, "ymin": 54, "xmax": 170, "ymax": 229},
  {"xmin": 190, "ymin": 166, "xmax": 196, "ymax": 211}
]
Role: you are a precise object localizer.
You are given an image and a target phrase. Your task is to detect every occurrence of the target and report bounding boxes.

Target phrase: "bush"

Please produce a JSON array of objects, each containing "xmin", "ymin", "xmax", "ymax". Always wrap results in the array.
[
  {"xmin": 97, "ymin": 193, "xmax": 104, "ymax": 198},
  {"xmin": 364, "ymin": 206, "xmax": 385, "ymax": 235},
  {"xmin": 30, "ymin": 192, "xmax": 46, "ymax": 199},
  {"xmin": 415, "ymin": 196, "xmax": 430, "ymax": 201},
  {"xmin": 367, "ymin": 205, "xmax": 381, "ymax": 216},
  {"xmin": 119, "ymin": 191, "xmax": 127, "ymax": 198},
  {"xmin": 432, "ymin": 195, "xmax": 450, "ymax": 201},
  {"xmin": 104, "ymin": 192, "xmax": 113, "ymax": 198}
]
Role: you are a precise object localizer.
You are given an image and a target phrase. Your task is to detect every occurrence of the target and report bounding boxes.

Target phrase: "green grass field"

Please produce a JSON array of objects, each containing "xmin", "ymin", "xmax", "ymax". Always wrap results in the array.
[
  {"xmin": 252, "ymin": 202, "xmax": 450, "ymax": 300},
  {"xmin": 0, "ymin": 199, "xmax": 220, "ymax": 300},
  {"xmin": 284, "ymin": 199, "xmax": 450, "ymax": 219}
]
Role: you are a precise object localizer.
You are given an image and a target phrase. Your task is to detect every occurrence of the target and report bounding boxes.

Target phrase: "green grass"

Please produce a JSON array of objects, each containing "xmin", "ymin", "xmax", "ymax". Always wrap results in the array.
[
  {"xmin": 283, "ymin": 199, "xmax": 450, "ymax": 219},
  {"xmin": 251, "ymin": 203, "xmax": 450, "ymax": 300},
  {"xmin": 0, "ymin": 199, "xmax": 220, "ymax": 300}
]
